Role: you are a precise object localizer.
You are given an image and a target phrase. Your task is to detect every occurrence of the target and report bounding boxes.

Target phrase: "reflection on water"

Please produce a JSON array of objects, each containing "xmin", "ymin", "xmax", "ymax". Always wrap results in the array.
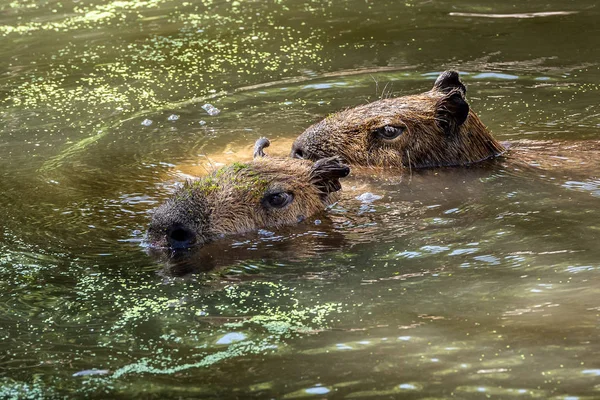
[{"xmin": 1, "ymin": 0, "xmax": 600, "ymax": 398}]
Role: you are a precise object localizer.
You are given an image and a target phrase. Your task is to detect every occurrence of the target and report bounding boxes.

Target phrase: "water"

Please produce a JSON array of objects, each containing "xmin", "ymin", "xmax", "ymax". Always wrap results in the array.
[{"xmin": 1, "ymin": 0, "xmax": 600, "ymax": 398}]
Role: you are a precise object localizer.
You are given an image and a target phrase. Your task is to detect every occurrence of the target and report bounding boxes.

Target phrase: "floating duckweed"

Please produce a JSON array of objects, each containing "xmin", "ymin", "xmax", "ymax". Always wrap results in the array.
[
  {"xmin": 107, "ymin": 296, "xmax": 184, "ymax": 334},
  {"xmin": 0, "ymin": 377, "xmax": 55, "ymax": 400},
  {"xmin": 2, "ymin": 236, "xmax": 349, "ymax": 395},
  {"xmin": 71, "ymin": 275, "xmax": 345, "ymax": 379},
  {"xmin": 3, "ymin": 0, "xmax": 329, "ymax": 171},
  {"xmin": 112, "ymin": 339, "xmax": 276, "ymax": 378},
  {"xmin": 0, "ymin": 0, "xmax": 165, "ymax": 35}
]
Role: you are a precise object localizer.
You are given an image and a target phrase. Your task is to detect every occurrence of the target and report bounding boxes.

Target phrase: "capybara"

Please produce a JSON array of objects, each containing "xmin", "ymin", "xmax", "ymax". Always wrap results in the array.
[
  {"xmin": 291, "ymin": 70, "xmax": 505, "ymax": 168},
  {"xmin": 146, "ymin": 138, "xmax": 350, "ymax": 250}
]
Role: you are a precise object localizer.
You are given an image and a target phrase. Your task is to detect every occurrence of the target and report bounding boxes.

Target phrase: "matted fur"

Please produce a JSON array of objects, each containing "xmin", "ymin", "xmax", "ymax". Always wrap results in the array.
[{"xmin": 292, "ymin": 71, "xmax": 505, "ymax": 169}]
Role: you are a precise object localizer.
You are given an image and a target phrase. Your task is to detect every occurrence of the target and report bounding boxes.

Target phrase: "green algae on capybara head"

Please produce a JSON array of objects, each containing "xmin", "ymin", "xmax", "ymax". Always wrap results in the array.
[
  {"xmin": 146, "ymin": 139, "xmax": 350, "ymax": 250},
  {"xmin": 291, "ymin": 70, "xmax": 505, "ymax": 169}
]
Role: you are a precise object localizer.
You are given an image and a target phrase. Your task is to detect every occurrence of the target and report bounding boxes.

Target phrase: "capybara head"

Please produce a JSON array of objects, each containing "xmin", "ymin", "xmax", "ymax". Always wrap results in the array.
[
  {"xmin": 147, "ymin": 138, "xmax": 350, "ymax": 250},
  {"xmin": 291, "ymin": 70, "xmax": 505, "ymax": 169}
]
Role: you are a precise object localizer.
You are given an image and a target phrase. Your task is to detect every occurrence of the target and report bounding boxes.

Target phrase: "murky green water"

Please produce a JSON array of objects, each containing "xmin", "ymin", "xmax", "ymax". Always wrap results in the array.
[{"xmin": 2, "ymin": 0, "xmax": 600, "ymax": 398}]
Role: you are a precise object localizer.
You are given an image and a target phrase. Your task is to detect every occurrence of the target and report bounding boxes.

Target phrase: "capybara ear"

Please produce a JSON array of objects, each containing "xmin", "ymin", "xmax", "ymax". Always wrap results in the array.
[
  {"xmin": 433, "ymin": 70, "xmax": 467, "ymax": 95},
  {"xmin": 253, "ymin": 137, "xmax": 271, "ymax": 158},
  {"xmin": 309, "ymin": 157, "xmax": 351, "ymax": 194},
  {"xmin": 435, "ymin": 90, "xmax": 470, "ymax": 134}
]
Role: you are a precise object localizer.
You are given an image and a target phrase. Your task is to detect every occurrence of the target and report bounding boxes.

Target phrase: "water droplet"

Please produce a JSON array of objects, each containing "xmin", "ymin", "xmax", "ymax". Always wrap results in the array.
[
  {"xmin": 141, "ymin": 119, "xmax": 153, "ymax": 126},
  {"xmin": 202, "ymin": 104, "xmax": 220, "ymax": 116},
  {"xmin": 168, "ymin": 114, "xmax": 180, "ymax": 121},
  {"xmin": 198, "ymin": 120, "xmax": 207, "ymax": 126}
]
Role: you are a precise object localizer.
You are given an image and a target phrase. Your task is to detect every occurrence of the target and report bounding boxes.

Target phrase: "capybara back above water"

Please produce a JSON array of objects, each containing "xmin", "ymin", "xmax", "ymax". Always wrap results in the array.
[
  {"xmin": 291, "ymin": 71, "xmax": 505, "ymax": 169},
  {"xmin": 147, "ymin": 138, "xmax": 350, "ymax": 251}
]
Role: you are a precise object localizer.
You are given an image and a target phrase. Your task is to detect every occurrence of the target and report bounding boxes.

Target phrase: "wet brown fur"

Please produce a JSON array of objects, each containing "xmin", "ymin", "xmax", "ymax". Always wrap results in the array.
[
  {"xmin": 147, "ymin": 155, "xmax": 349, "ymax": 249},
  {"xmin": 292, "ymin": 71, "xmax": 505, "ymax": 169}
]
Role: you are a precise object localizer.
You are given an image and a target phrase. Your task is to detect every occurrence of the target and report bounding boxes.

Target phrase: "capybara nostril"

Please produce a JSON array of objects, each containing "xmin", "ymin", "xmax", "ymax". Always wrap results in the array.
[
  {"xmin": 167, "ymin": 225, "xmax": 196, "ymax": 249},
  {"xmin": 291, "ymin": 145, "xmax": 305, "ymax": 159}
]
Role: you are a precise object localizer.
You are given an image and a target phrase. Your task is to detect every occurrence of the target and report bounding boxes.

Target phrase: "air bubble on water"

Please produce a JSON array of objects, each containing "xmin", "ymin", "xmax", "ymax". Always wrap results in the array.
[
  {"xmin": 202, "ymin": 103, "xmax": 220, "ymax": 116},
  {"xmin": 398, "ymin": 383, "xmax": 417, "ymax": 390},
  {"xmin": 356, "ymin": 192, "xmax": 383, "ymax": 203},
  {"xmin": 198, "ymin": 120, "xmax": 207, "ymax": 126},
  {"xmin": 305, "ymin": 387, "xmax": 330, "ymax": 395},
  {"xmin": 72, "ymin": 369, "xmax": 110, "ymax": 377},
  {"xmin": 216, "ymin": 332, "xmax": 246, "ymax": 345},
  {"xmin": 168, "ymin": 114, "xmax": 180, "ymax": 121},
  {"xmin": 141, "ymin": 119, "xmax": 153, "ymax": 126},
  {"xmin": 314, "ymin": 219, "xmax": 321, "ymax": 225},
  {"xmin": 582, "ymin": 369, "xmax": 600, "ymax": 376}
]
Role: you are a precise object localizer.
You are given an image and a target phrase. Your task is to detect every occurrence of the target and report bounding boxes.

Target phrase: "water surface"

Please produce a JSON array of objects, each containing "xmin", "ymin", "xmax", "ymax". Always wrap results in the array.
[{"xmin": 1, "ymin": 0, "xmax": 600, "ymax": 398}]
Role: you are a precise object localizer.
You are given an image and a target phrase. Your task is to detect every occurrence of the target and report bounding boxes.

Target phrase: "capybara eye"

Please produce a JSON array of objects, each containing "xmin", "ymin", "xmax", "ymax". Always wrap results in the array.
[
  {"xmin": 375, "ymin": 125, "xmax": 404, "ymax": 140},
  {"xmin": 264, "ymin": 192, "xmax": 294, "ymax": 209}
]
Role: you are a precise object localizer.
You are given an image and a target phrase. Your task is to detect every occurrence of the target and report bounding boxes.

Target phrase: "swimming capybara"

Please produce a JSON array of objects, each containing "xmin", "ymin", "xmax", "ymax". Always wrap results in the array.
[
  {"xmin": 291, "ymin": 70, "xmax": 505, "ymax": 169},
  {"xmin": 146, "ymin": 138, "xmax": 350, "ymax": 250}
]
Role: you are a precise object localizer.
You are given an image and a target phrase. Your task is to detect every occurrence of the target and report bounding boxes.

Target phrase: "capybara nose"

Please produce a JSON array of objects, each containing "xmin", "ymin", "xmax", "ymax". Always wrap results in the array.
[
  {"xmin": 291, "ymin": 143, "xmax": 306, "ymax": 159},
  {"xmin": 166, "ymin": 224, "xmax": 196, "ymax": 249}
]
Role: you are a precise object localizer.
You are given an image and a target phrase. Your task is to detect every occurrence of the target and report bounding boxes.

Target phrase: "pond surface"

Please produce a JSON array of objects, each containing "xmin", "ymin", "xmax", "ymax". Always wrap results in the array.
[{"xmin": 1, "ymin": 0, "xmax": 600, "ymax": 398}]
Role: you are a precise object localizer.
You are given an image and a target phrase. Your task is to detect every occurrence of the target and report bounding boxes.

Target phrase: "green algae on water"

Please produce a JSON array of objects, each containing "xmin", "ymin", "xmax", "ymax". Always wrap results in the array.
[{"xmin": 3, "ymin": 0, "xmax": 329, "ymax": 173}]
